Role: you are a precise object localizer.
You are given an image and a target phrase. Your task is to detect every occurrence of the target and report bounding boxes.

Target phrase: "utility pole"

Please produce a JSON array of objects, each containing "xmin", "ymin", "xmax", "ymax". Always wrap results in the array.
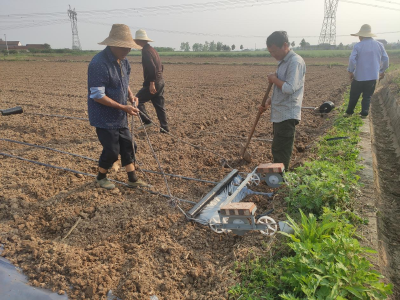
[
  {"xmin": 4, "ymin": 34, "xmax": 9, "ymax": 55},
  {"xmin": 67, "ymin": 5, "xmax": 82, "ymax": 50},
  {"xmin": 318, "ymin": 0, "xmax": 339, "ymax": 45}
]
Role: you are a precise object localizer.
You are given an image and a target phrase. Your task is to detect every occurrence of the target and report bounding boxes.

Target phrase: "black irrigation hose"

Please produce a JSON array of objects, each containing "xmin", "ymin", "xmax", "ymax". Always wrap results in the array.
[
  {"xmin": 21, "ymin": 110, "xmax": 233, "ymax": 168},
  {"xmin": 0, "ymin": 138, "xmax": 218, "ymax": 184},
  {"xmin": 25, "ymin": 112, "xmax": 89, "ymax": 121},
  {"xmin": 0, "ymin": 151, "xmax": 196, "ymax": 204},
  {"xmin": 325, "ymin": 136, "xmax": 350, "ymax": 141}
]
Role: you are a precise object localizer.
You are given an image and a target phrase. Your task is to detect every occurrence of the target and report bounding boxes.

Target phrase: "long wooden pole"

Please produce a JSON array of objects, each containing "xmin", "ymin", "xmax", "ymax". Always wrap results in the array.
[{"xmin": 240, "ymin": 82, "xmax": 273, "ymax": 159}]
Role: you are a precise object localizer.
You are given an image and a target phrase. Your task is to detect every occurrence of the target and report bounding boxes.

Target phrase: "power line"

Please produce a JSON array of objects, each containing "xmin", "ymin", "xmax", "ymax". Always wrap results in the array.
[
  {"xmin": 374, "ymin": 0, "xmax": 400, "ymax": 5},
  {"xmin": 0, "ymin": 19, "xmax": 69, "ymax": 30},
  {"xmin": 341, "ymin": 0, "xmax": 400, "ymax": 10},
  {"xmin": 0, "ymin": 0, "xmax": 303, "ymax": 20},
  {"xmin": 80, "ymin": 20, "xmax": 400, "ymax": 39}
]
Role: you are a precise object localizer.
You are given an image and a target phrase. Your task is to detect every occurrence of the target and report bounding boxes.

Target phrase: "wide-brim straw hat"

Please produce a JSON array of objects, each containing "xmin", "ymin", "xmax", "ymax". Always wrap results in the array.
[
  {"xmin": 134, "ymin": 29, "xmax": 154, "ymax": 42},
  {"xmin": 98, "ymin": 24, "xmax": 141, "ymax": 49},
  {"xmin": 351, "ymin": 24, "xmax": 376, "ymax": 37}
]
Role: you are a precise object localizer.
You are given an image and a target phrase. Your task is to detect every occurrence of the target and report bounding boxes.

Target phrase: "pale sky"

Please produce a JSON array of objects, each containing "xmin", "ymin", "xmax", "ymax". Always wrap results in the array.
[{"xmin": 0, "ymin": 0, "xmax": 399, "ymax": 50}]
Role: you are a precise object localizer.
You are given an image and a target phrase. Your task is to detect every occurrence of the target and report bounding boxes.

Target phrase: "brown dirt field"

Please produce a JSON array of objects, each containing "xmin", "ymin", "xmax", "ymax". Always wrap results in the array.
[{"xmin": 0, "ymin": 56, "xmax": 349, "ymax": 300}]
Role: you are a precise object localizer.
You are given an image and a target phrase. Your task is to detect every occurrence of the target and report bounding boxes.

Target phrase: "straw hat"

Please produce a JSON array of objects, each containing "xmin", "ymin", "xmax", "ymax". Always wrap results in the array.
[
  {"xmin": 134, "ymin": 29, "xmax": 154, "ymax": 42},
  {"xmin": 351, "ymin": 24, "xmax": 376, "ymax": 37},
  {"xmin": 98, "ymin": 24, "xmax": 141, "ymax": 49}
]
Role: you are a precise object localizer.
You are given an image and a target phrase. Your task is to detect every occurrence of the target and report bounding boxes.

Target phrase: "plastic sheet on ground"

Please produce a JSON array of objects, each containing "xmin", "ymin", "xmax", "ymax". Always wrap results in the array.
[{"xmin": 0, "ymin": 246, "xmax": 68, "ymax": 300}]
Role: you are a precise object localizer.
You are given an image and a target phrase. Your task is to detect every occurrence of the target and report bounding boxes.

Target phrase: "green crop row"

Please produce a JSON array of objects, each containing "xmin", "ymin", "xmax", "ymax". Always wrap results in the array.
[{"xmin": 229, "ymin": 92, "xmax": 393, "ymax": 299}]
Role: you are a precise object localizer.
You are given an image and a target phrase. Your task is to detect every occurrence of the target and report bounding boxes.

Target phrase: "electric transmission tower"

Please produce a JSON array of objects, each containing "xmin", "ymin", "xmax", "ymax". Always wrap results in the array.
[
  {"xmin": 67, "ymin": 5, "xmax": 82, "ymax": 50},
  {"xmin": 318, "ymin": 0, "xmax": 339, "ymax": 45}
]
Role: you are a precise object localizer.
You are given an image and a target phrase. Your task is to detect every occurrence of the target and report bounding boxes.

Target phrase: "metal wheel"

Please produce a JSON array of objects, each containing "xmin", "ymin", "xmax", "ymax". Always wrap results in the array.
[
  {"xmin": 257, "ymin": 216, "xmax": 277, "ymax": 236},
  {"xmin": 209, "ymin": 217, "xmax": 226, "ymax": 234},
  {"xmin": 265, "ymin": 173, "xmax": 283, "ymax": 188},
  {"xmin": 249, "ymin": 173, "xmax": 261, "ymax": 186},
  {"xmin": 227, "ymin": 217, "xmax": 250, "ymax": 236}
]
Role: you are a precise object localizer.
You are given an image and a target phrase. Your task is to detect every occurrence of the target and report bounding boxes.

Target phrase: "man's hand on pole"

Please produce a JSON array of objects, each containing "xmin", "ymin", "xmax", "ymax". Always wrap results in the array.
[
  {"xmin": 123, "ymin": 105, "xmax": 139, "ymax": 116},
  {"xmin": 258, "ymin": 97, "xmax": 271, "ymax": 114}
]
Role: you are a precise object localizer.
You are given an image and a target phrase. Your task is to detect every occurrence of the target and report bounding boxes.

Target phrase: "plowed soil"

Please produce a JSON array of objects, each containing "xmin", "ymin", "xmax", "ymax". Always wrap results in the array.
[{"xmin": 0, "ymin": 55, "xmax": 349, "ymax": 300}]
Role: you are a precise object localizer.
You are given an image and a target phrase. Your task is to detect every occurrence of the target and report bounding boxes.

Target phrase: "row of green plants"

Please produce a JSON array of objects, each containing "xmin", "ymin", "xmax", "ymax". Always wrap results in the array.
[{"xmin": 229, "ymin": 93, "xmax": 393, "ymax": 299}]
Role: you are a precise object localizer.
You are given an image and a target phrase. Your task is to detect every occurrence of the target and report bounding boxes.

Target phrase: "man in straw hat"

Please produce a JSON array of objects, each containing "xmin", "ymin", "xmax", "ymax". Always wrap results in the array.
[
  {"xmin": 87, "ymin": 24, "xmax": 149, "ymax": 189},
  {"xmin": 344, "ymin": 24, "xmax": 389, "ymax": 119},
  {"xmin": 134, "ymin": 29, "xmax": 169, "ymax": 133}
]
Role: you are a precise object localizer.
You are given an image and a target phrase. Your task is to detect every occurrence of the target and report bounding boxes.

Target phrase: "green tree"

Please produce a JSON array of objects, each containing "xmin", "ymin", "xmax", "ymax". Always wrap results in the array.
[
  {"xmin": 180, "ymin": 42, "xmax": 186, "ymax": 51},
  {"xmin": 231, "ymin": 44, "xmax": 235, "ymax": 50},
  {"xmin": 202, "ymin": 41, "xmax": 209, "ymax": 52},
  {"xmin": 240, "ymin": 44, "xmax": 243, "ymax": 50},
  {"xmin": 222, "ymin": 44, "xmax": 231, "ymax": 51},
  {"xmin": 300, "ymin": 38, "xmax": 307, "ymax": 49},
  {"xmin": 44, "ymin": 43, "xmax": 51, "ymax": 49},
  {"xmin": 209, "ymin": 40, "xmax": 217, "ymax": 51},
  {"xmin": 216, "ymin": 42, "xmax": 223, "ymax": 51},
  {"xmin": 192, "ymin": 43, "xmax": 201, "ymax": 52},
  {"xmin": 291, "ymin": 41, "xmax": 295, "ymax": 47}
]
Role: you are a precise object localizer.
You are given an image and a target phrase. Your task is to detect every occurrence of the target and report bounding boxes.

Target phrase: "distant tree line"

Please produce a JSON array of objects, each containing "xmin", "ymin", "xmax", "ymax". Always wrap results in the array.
[{"xmin": 180, "ymin": 41, "xmax": 243, "ymax": 52}]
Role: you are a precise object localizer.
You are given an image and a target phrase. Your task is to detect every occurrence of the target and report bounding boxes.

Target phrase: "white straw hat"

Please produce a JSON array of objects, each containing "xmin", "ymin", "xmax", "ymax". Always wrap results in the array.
[
  {"xmin": 98, "ymin": 24, "xmax": 141, "ymax": 49},
  {"xmin": 351, "ymin": 24, "xmax": 376, "ymax": 38},
  {"xmin": 134, "ymin": 29, "xmax": 154, "ymax": 42}
]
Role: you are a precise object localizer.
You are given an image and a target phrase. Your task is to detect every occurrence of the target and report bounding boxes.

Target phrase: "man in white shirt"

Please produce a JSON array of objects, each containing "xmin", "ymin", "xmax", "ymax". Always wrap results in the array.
[
  {"xmin": 344, "ymin": 24, "xmax": 389, "ymax": 118},
  {"xmin": 259, "ymin": 31, "xmax": 306, "ymax": 170}
]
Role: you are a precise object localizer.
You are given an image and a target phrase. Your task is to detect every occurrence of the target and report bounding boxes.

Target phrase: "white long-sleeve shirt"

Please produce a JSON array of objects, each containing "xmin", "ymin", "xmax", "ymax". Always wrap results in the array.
[
  {"xmin": 347, "ymin": 38, "xmax": 389, "ymax": 81},
  {"xmin": 271, "ymin": 50, "xmax": 306, "ymax": 123}
]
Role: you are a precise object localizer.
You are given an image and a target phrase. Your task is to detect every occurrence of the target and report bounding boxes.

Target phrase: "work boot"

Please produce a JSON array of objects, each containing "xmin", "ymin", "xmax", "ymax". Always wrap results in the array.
[
  {"xmin": 160, "ymin": 127, "xmax": 169, "ymax": 134},
  {"xmin": 127, "ymin": 178, "xmax": 151, "ymax": 188},
  {"xmin": 96, "ymin": 178, "xmax": 115, "ymax": 190},
  {"xmin": 359, "ymin": 114, "xmax": 367, "ymax": 119},
  {"xmin": 137, "ymin": 123, "xmax": 154, "ymax": 130}
]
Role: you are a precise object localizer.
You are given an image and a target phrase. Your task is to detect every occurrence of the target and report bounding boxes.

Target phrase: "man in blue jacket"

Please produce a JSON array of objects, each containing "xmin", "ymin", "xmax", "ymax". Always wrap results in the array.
[
  {"xmin": 344, "ymin": 24, "xmax": 389, "ymax": 118},
  {"xmin": 87, "ymin": 24, "xmax": 149, "ymax": 189}
]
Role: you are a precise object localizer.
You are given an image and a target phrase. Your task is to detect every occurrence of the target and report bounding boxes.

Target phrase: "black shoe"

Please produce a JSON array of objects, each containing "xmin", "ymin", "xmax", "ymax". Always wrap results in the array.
[{"xmin": 160, "ymin": 127, "xmax": 169, "ymax": 134}]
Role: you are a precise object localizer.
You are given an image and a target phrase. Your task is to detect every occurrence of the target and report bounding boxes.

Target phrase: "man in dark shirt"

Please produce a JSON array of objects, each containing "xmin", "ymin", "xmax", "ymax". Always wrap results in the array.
[
  {"xmin": 88, "ymin": 24, "xmax": 149, "ymax": 189},
  {"xmin": 134, "ymin": 29, "xmax": 169, "ymax": 133}
]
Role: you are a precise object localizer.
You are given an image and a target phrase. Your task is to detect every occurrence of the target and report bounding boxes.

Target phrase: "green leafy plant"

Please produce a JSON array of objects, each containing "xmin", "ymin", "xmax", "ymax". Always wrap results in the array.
[
  {"xmin": 278, "ymin": 209, "xmax": 392, "ymax": 300},
  {"xmin": 229, "ymin": 209, "xmax": 392, "ymax": 299}
]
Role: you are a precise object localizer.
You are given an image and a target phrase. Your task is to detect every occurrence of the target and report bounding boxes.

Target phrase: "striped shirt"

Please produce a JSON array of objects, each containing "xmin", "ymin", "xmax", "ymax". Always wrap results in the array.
[
  {"xmin": 347, "ymin": 38, "xmax": 389, "ymax": 81},
  {"xmin": 270, "ymin": 50, "xmax": 306, "ymax": 123}
]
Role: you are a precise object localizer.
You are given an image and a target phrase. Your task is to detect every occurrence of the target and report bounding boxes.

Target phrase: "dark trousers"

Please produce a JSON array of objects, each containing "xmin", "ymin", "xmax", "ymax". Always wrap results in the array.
[
  {"xmin": 346, "ymin": 79, "xmax": 377, "ymax": 116},
  {"xmin": 136, "ymin": 79, "xmax": 168, "ymax": 130},
  {"xmin": 272, "ymin": 119, "xmax": 299, "ymax": 171},
  {"xmin": 95, "ymin": 127, "xmax": 136, "ymax": 170}
]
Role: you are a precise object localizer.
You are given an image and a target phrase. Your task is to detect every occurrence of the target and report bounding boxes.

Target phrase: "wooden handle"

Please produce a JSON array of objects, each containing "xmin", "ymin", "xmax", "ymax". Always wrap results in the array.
[
  {"xmin": 260, "ymin": 82, "xmax": 273, "ymax": 107},
  {"xmin": 241, "ymin": 83, "xmax": 273, "ymax": 157}
]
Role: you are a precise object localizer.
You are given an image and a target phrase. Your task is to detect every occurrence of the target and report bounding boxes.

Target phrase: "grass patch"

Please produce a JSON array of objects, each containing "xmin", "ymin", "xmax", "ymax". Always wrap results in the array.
[{"xmin": 229, "ymin": 92, "xmax": 393, "ymax": 299}]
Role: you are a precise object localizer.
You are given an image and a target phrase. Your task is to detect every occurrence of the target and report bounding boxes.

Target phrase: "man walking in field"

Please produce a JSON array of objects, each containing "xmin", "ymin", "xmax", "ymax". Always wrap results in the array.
[
  {"xmin": 134, "ymin": 29, "xmax": 169, "ymax": 133},
  {"xmin": 87, "ymin": 24, "xmax": 149, "ymax": 189},
  {"xmin": 344, "ymin": 24, "xmax": 389, "ymax": 118},
  {"xmin": 259, "ymin": 31, "xmax": 306, "ymax": 171}
]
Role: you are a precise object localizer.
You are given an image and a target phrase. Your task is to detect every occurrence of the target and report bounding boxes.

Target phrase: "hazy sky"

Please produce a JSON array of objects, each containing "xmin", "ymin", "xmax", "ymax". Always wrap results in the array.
[{"xmin": 1, "ymin": 0, "xmax": 399, "ymax": 50}]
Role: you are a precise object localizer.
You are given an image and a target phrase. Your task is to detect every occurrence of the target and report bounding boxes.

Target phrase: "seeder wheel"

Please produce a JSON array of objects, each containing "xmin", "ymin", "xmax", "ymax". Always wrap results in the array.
[
  {"xmin": 265, "ymin": 173, "xmax": 283, "ymax": 188},
  {"xmin": 257, "ymin": 216, "xmax": 278, "ymax": 236},
  {"xmin": 209, "ymin": 217, "xmax": 226, "ymax": 234},
  {"xmin": 249, "ymin": 173, "xmax": 261, "ymax": 186}
]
